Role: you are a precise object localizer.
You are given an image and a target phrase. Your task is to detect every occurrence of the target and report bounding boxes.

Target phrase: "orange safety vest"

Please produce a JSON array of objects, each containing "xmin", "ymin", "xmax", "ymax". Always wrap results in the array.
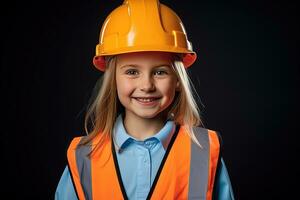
[{"xmin": 67, "ymin": 125, "xmax": 221, "ymax": 200}]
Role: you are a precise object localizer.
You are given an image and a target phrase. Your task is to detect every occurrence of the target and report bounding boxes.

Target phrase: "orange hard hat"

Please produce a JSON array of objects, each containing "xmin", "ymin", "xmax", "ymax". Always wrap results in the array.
[{"xmin": 93, "ymin": 0, "xmax": 197, "ymax": 71}]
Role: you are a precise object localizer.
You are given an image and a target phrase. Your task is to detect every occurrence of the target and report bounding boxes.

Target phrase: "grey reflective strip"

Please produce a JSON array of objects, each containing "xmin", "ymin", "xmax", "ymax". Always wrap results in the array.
[
  {"xmin": 188, "ymin": 127, "xmax": 210, "ymax": 200},
  {"xmin": 75, "ymin": 139, "xmax": 92, "ymax": 200}
]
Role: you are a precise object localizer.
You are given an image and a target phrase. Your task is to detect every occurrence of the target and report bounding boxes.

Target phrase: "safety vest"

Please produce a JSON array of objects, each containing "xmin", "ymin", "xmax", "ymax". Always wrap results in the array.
[{"xmin": 67, "ymin": 125, "xmax": 221, "ymax": 200}]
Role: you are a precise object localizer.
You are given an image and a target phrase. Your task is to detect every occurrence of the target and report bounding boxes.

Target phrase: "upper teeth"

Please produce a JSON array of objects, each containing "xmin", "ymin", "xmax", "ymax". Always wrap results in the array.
[{"xmin": 136, "ymin": 98, "xmax": 155, "ymax": 102}]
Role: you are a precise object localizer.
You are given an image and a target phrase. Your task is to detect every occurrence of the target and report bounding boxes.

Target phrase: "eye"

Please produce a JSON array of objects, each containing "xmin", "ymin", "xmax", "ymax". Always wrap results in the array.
[
  {"xmin": 154, "ymin": 70, "xmax": 168, "ymax": 75},
  {"xmin": 125, "ymin": 69, "xmax": 139, "ymax": 75}
]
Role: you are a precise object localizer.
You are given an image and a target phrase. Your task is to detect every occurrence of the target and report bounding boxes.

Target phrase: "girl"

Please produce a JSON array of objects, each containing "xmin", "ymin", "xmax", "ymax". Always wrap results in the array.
[{"xmin": 55, "ymin": 0, "xmax": 235, "ymax": 199}]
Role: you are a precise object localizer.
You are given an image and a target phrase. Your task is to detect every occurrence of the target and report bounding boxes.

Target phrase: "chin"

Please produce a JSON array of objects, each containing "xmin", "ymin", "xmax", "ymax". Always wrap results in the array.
[
  {"xmin": 135, "ymin": 109, "xmax": 169, "ymax": 120},
  {"xmin": 130, "ymin": 110, "xmax": 159, "ymax": 119},
  {"xmin": 137, "ymin": 113, "xmax": 159, "ymax": 119}
]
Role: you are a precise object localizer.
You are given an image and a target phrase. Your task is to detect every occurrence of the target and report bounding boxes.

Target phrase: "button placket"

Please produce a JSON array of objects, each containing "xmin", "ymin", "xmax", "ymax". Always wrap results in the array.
[{"xmin": 136, "ymin": 145, "xmax": 150, "ymax": 197}]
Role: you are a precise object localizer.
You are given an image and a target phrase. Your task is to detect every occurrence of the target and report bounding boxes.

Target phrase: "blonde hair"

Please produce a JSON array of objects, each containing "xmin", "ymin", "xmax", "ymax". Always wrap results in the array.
[{"xmin": 80, "ymin": 54, "xmax": 204, "ymax": 153}]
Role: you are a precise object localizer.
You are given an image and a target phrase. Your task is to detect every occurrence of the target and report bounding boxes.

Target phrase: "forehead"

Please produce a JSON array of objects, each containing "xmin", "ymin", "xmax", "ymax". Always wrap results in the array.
[{"xmin": 116, "ymin": 51, "xmax": 173, "ymax": 67}]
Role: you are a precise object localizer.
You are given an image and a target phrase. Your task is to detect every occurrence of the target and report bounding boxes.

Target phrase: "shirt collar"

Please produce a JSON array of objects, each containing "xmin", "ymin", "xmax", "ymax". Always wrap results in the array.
[{"xmin": 113, "ymin": 114, "xmax": 175, "ymax": 151}]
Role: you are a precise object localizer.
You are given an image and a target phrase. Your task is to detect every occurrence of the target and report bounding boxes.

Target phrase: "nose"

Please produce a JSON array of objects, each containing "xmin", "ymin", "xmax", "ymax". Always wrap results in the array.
[{"xmin": 140, "ymin": 75, "xmax": 155, "ymax": 92}]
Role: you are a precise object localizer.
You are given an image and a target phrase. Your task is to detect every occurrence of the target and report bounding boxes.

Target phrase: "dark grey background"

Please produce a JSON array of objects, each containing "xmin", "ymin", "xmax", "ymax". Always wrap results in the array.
[{"xmin": 2, "ymin": 0, "xmax": 299, "ymax": 199}]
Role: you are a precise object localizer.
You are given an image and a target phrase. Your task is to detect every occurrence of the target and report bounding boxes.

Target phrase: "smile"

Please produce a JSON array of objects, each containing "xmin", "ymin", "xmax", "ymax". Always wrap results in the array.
[
  {"xmin": 135, "ymin": 98, "xmax": 158, "ymax": 102},
  {"xmin": 133, "ymin": 97, "xmax": 161, "ymax": 106}
]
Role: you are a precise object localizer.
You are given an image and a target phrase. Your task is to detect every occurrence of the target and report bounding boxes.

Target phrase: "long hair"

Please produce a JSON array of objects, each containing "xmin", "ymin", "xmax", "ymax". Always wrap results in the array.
[{"xmin": 80, "ymin": 54, "xmax": 204, "ymax": 155}]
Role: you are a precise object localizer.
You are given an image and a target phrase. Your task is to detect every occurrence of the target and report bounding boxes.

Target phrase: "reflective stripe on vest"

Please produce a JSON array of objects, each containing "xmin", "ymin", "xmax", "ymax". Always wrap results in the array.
[{"xmin": 67, "ymin": 125, "xmax": 220, "ymax": 200}]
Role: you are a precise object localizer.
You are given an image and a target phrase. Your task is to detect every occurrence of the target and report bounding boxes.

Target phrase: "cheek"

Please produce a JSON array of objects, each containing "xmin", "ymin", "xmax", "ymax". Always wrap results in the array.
[
  {"xmin": 159, "ymin": 79, "xmax": 177, "ymax": 98},
  {"xmin": 116, "ymin": 77, "xmax": 134, "ymax": 97}
]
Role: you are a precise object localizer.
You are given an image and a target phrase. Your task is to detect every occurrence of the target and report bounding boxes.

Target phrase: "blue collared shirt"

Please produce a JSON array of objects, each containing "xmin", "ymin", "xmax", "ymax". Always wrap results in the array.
[{"xmin": 55, "ymin": 115, "xmax": 235, "ymax": 200}]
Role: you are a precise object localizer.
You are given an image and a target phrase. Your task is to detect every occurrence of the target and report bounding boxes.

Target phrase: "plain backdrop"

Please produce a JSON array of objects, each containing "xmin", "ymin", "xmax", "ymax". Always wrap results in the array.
[{"xmin": 1, "ymin": 0, "xmax": 299, "ymax": 199}]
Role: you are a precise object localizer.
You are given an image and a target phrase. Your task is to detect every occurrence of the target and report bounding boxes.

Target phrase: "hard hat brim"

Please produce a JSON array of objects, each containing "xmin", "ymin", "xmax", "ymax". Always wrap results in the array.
[{"xmin": 93, "ymin": 49, "xmax": 196, "ymax": 72}]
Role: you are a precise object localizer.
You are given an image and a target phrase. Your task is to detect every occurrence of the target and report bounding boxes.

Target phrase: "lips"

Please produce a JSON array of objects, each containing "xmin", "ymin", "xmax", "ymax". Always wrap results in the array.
[{"xmin": 133, "ymin": 96, "xmax": 161, "ymax": 99}]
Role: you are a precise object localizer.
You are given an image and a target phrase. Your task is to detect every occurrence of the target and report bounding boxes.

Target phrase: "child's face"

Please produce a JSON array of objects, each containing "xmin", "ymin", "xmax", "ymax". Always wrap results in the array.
[{"xmin": 115, "ymin": 51, "xmax": 180, "ymax": 120}]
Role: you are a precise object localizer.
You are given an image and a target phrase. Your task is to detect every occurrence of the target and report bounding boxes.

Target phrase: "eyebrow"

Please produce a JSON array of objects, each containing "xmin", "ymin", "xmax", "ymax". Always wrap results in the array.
[{"xmin": 119, "ymin": 64, "xmax": 171, "ymax": 69}]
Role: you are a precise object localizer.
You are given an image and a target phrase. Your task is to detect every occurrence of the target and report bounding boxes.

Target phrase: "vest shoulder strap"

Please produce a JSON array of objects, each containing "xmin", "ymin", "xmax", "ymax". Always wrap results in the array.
[
  {"xmin": 192, "ymin": 127, "xmax": 221, "ymax": 200},
  {"xmin": 67, "ymin": 136, "xmax": 88, "ymax": 200},
  {"xmin": 67, "ymin": 135, "xmax": 116, "ymax": 200}
]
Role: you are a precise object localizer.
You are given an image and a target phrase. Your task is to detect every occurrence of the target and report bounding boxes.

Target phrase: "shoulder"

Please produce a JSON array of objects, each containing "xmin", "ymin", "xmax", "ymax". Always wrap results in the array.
[
  {"xmin": 67, "ymin": 134, "xmax": 111, "ymax": 159},
  {"xmin": 67, "ymin": 136, "xmax": 93, "ymax": 158},
  {"xmin": 191, "ymin": 126, "xmax": 223, "ymax": 149},
  {"xmin": 68, "ymin": 136, "xmax": 84, "ymax": 150},
  {"xmin": 67, "ymin": 134, "xmax": 102, "ymax": 150},
  {"xmin": 192, "ymin": 126, "xmax": 221, "ymax": 137}
]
